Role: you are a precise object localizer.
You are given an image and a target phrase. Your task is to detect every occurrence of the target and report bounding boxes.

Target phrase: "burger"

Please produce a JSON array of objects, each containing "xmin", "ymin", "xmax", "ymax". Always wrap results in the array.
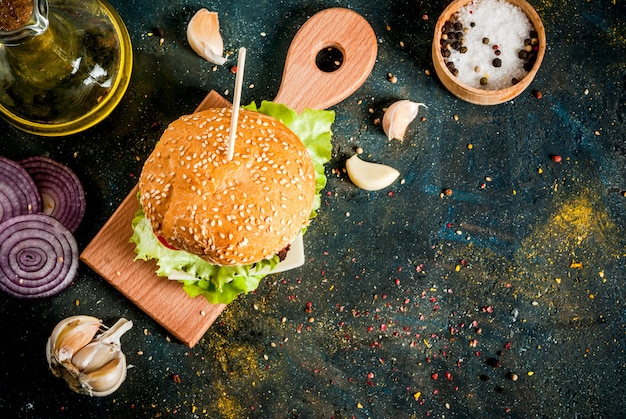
[{"xmin": 130, "ymin": 102, "xmax": 334, "ymax": 304}]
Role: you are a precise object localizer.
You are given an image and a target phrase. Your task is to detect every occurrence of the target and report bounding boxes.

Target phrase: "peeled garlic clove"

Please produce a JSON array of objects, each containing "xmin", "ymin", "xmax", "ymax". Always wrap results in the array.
[
  {"xmin": 382, "ymin": 100, "xmax": 426, "ymax": 141},
  {"xmin": 187, "ymin": 9, "xmax": 227, "ymax": 65},
  {"xmin": 346, "ymin": 154, "xmax": 400, "ymax": 191}
]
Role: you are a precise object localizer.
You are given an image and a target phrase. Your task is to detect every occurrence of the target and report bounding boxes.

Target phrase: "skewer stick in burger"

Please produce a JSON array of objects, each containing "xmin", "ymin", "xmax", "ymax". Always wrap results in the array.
[{"xmin": 131, "ymin": 102, "xmax": 334, "ymax": 304}]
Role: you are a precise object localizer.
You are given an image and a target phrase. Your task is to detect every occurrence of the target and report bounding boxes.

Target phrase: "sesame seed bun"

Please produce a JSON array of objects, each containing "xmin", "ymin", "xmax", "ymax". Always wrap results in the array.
[{"xmin": 139, "ymin": 108, "xmax": 317, "ymax": 266}]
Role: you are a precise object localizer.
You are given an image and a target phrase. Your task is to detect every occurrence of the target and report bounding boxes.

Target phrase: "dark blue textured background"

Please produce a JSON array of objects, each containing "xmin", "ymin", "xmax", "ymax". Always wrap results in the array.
[{"xmin": 1, "ymin": 0, "xmax": 625, "ymax": 417}]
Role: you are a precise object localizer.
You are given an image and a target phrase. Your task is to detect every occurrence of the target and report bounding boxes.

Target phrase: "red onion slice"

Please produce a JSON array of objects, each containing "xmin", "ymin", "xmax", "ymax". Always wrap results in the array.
[
  {"xmin": 19, "ymin": 156, "xmax": 86, "ymax": 232},
  {"xmin": 0, "ymin": 214, "xmax": 78, "ymax": 298},
  {"xmin": 0, "ymin": 156, "xmax": 42, "ymax": 223}
]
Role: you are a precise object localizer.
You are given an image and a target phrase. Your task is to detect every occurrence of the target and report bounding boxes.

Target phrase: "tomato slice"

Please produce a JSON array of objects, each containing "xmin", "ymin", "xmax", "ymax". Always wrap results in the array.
[{"xmin": 157, "ymin": 235, "xmax": 178, "ymax": 250}]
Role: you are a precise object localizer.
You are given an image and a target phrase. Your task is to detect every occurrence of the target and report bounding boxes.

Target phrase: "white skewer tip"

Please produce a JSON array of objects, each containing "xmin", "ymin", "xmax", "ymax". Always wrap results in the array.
[{"xmin": 227, "ymin": 47, "xmax": 247, "ymax": 161}]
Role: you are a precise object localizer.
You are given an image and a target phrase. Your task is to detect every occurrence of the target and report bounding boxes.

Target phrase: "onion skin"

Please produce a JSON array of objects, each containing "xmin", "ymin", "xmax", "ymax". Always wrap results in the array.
[
  {"xmin": 0, "ymin": 213, "xmax": 78, "ymax": 298},
  {"xmin": 0, "ymin": 156, "xmax": 42, "ymax": 223},
  {"xmin": 19, "ymin": 156, "xmax": 86, "ymax": 232}
]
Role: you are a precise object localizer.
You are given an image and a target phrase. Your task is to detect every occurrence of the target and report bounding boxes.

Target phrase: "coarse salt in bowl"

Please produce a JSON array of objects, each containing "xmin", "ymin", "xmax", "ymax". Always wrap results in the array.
[{"xmin": 432, "ymin": 0, "xmax": 546, "ymax": 105}]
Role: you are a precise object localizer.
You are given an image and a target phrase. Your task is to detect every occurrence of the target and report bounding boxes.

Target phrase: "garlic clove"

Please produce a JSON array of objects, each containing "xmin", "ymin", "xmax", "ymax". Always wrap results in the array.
[
  {"xmin": 72, "ymin": 341, "xmax": 116, "ymax": 373},
  {"xmin": 382, "ymin": 100, "xmax": 426, "ymax": 141},
  {"xmin": 187, "ymin": 9, "xmax": 227, "ymax": 65},
  {"xmin": 47, "ymin": 316, "xmax": 132, "ymax": 397},
  {"xmin": 72, "ymin": 318, "xmax": 133, "ymax": 373},
  {"xmin": 80, "ymin": 355, "xmax": 127, "ymax": 397},
  {"xmin": 51, "ymin": 316, "xmax": 102, "ymax": 363},
  {"xmin": 48, "ymin": 315, "xmax": 101, "ymax": 353},
  {"xmin": 346, "ymin": 154, "xmax": 400, "ymax": 191}
]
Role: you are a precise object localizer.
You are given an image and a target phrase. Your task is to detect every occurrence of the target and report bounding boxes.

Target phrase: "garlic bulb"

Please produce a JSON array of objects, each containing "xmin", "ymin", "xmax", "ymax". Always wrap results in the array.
[
  {"xmin": 382, "ymin": 100, "xmax": 426, "ymax": 141},
  {"xmin": 46, "ymin": 315, "xmax": 133, "ymax": 397},
  {"xmin": 187, "ymin": 9, "xmax": 227, "ymax": 65},
  {"xmin": 346, "ymin": 154, "xmax": 400, "ymax": 191}
]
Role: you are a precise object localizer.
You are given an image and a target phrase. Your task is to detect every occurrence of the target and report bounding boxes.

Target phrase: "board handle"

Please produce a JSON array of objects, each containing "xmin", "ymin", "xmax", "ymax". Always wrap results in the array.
[{"xmin": 273, "ymin": 8, "xmax": 377, "ymax": 112}]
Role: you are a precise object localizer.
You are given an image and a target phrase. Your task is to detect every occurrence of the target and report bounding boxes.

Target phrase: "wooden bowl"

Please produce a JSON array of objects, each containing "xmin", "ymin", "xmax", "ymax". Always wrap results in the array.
[{"xmin": 432, "ymin": 0, "xmax": 546, "ymax": 105}]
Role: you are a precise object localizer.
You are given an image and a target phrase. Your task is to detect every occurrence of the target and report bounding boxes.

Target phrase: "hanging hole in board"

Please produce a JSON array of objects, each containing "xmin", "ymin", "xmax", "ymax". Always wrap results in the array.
[{"xmin": 315, "ymin": 46, "xmax": 344, "ymax": 72}]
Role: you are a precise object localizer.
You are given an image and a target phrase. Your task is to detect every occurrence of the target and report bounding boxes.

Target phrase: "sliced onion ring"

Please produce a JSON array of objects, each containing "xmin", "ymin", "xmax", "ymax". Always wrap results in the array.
[
  {"xmin": 0, "ymin": 214, "xmax": 78, "ymax": 298},
  {"xmin": 0, "ymin": 156, "xmax": 42, "ymax": 224},
  {"xmin": 19, "ymin": 156, "xmax": 86, "ymax": 232}
]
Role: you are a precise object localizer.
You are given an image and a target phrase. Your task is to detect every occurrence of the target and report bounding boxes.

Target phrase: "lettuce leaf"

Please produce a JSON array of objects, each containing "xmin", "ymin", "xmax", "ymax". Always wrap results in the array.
[{"xmin": 130, "ymin": 102, "xmax": 334, "ymax": 304}]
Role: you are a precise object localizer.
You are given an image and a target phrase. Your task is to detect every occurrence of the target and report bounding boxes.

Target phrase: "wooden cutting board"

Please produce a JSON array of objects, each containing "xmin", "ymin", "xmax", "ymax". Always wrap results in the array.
[{"xmin": 80, "ymin": 8, "xmax": 377, "ymax": 347}]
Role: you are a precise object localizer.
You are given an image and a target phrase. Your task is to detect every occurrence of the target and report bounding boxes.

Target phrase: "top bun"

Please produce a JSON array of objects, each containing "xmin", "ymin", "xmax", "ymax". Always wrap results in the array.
[{"xmin": 139, "ymin": 108, "xmax": 316, "ymax": 266}]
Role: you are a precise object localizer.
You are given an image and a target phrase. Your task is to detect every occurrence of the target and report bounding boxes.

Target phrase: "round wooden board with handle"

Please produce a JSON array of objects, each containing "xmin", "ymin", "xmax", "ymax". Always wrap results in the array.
[{"xmin": 80, "ymin": 8, "xmax": 377, "ymax": 347}]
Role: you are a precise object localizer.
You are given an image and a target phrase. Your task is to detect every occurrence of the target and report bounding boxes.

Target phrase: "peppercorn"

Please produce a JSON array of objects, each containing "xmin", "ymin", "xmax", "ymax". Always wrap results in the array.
[
  {"xmin": 530, "ymin": 30, "xmax": 538, "ymax": 38},
  {"xmin": 519, "ymin": 50, "xmax": 529, "ymax": 59},
  {"xmin": 441, "ymin": 48, "xmax": 451, "ymax": 58},
  {"xmin": 451, "ymin": 68, "xmax": 459, "ymax": 76},
  {"xmin": 452, "ymin": 41, "xmax": 462, "ymax": 50},
  {"xmin": 492, "ymin": 58, "xmax": 502, "ymax": 68},
  {"xmin": 480, "ymin": 77, "xmax": 488, "ymax": 85},
  {"xmin": 512, "ymin": 77, "xmax": 519, "ymax": 84},
  {"xmin": 482, "ymin": 37, "xmax": 490, "ymax": 44},
  {"xmin": 454, "ymin": 21, "xmax": 463, "ymax": 31},
  {"xmin": 494, "ymin": 49, "xmax": 501, "ymax": 56},
  {"xmin": 443, "ymin": 188, "xmax": 453, "ymax": 196},
  {"xmin": 533, "ymin": 90, "xmax": 543, "ymax": 99},
  {"xmin": 460, "ymin": 46, "xmax": 468, "ymax": 54},
  {"xmin": 551, "ymin": 154, "xmax": 562, "ymax": 163},
  {"xmin": 470, "ymin": 22, "xmax": 476, "ymax": 27}
]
